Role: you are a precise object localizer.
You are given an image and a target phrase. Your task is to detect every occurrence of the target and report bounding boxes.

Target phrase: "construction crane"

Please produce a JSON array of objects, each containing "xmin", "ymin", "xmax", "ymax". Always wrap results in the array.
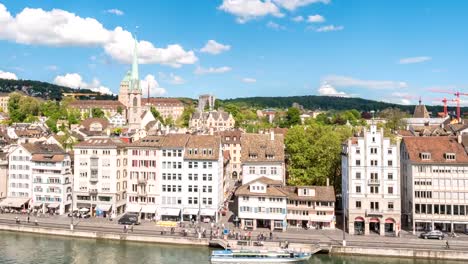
[
  {"xmin": 429, "ymin": 89, "xmax": 467, "ymax": 121},
  {"xmin": 433, "ymin": 97, "xmax": 457, "ymax": 117}
]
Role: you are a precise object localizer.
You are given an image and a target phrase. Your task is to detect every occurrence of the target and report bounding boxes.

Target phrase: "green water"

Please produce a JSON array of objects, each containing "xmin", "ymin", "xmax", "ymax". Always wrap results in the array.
[{"xmin": 0, "ymin": 231, "xmax": 461, "ymax": 264}]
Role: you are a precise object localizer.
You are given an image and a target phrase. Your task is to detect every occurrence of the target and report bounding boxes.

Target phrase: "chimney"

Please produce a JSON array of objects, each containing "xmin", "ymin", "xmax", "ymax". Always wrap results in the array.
[
  {"xmin": 270, "ymin": 130, "xmax": 275, "ymax": 141},
  {"xmin": 458, "ymin": 133, "xmax": 462, "ymax": 144},
  {"xmin": 326, "ymin": 178, "xmax": 330, "ymax": 187}
]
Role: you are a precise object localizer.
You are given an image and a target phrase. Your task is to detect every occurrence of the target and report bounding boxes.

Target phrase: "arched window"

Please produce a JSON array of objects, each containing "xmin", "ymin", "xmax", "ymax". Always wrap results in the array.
[{"xmin": 133, "ymin": 97, "xmax": 138, "ymax": 107}]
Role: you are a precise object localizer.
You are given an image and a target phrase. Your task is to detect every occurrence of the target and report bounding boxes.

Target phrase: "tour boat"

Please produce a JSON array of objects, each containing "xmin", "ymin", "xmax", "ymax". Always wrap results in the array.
[{"xmin": 210, "ymin": 249, "xmax": 312, "ymax": 263}]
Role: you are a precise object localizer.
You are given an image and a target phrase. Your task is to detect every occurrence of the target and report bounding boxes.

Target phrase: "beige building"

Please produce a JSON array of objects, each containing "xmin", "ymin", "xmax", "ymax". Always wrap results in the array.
[
  {"xmin": 142, "ymin": 98, "xmax": 184, "ymax": 121},
  {"xmin": 401, "ymin": 136, "xmax": 468, "ymax": 233},
  {"xmin": 0, "ymin": 152, "xmax": 7, "ymax": 199},
  {"xmin": 68, "ymin": 100, "xmax": 126, "ymax": 120},
  {"xmin": 190, "ymin": 110, "xmax": 235, "ymax": 133},
  {"xmin": 219, "ymin": 130, "xmax": 242, "ymax": 179},
  {"xmin": 0, "ymin": 93, "xmax": 9, "ymax": 113}
]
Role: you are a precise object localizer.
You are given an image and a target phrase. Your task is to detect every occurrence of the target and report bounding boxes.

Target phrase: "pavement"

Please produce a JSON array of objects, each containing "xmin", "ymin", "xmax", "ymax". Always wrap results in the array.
[{"xmin": 1, "ymin": 213, "xmax": 468, "ymax": 251}]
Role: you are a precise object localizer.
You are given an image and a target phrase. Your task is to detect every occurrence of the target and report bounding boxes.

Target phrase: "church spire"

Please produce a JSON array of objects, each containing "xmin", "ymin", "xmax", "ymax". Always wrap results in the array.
[{"xmin": 131, "ymin": 35, "xmax": 139, "ymax": 81}]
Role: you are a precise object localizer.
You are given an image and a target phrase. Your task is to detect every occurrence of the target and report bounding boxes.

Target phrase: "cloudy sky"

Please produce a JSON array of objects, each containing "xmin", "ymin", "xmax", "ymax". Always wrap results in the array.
[{"xmin": 0, "ymin": 0, "xmax": 467, "ymax": 105}]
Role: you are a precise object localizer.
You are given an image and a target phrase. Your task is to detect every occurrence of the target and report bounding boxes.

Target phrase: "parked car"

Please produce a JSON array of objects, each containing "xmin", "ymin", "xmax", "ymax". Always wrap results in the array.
[
  {"xmin": 67, "ymin": 210, "xmax": 80, "ymax": 218},
  {"xmin": 419, "ymin": 230, "xmax": 444, "ymax": 240},
  {"xmin": 118, "ymin": 213, "xmax": 140, "ymax": 225}
]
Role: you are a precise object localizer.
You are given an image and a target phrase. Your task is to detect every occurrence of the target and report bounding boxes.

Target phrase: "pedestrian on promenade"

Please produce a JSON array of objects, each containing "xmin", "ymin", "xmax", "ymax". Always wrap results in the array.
[
  {"xmin": 27, "ymin": 215, "xmax": 30, "ymax": 223},
  {"xmin": 446, "ymin": 240, "xmax": 450, "ymax": 249},
  {"xmin": 123, "ymin": 225, "xmax": 127, "ymax": 233},
  {"xmin": 34, "ymin": 219, "xmax": 38, "ymax": 226},
  {"xmin": 130, "ymin": 224, "xmax": 134, "ymax": 233},
  {"xmin": 269, "ymin": 231, "xmax": 273, "ymax": 240}
]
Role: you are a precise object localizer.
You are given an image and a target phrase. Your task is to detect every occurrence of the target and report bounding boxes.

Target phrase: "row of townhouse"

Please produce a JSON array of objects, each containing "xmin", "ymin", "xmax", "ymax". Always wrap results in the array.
[
  {"xmin": 72, "ymin": 134, "xmax": 224, "ymax": 222},
  {"xmin": 342, "ymin": 123, "xmax": 468, "ymax": 236},
  {"xmin": 235, "ymin": 133, "xmax": 336, "ymax": 231},
  {"xmin": 0, "ymin": 143, "xmax": 72, "ymax": 215}
]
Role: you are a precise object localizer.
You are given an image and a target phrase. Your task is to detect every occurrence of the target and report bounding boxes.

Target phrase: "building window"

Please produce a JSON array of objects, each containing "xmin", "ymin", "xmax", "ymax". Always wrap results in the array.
[
  {"xmin": 371, "ymin": 160, "xmax": 378, "ymax": 166},
  {"xmin": 388, "ymin": 202, "xmax": 394, "ymax": 210},
  {"xmin": 370, "ymin": 148, "xmax": 377, "ymax": 154},
  {"xmin": 388, "ymin": 186, "xmax": 394, "ymax": 194},
  {"xmin": 249, "ymin": 167, "xmax": 255, "ymax": 174},
  {"xmin": 356, "ymin": 201, "xmax": 361, "ymax": 209},
  {"xmin": 271, "ymin": 167, "xmax": 277, "ymax": 175},
  {"xmin": 388, "ymin": 173, "xmax": 393, "ymax": 180},
  {"xmin": 356, "ymin": 172, "xmax": 361, "ymax": 179},
  {"xmin": 260, "ymin": 167, "xmax": 266, "ymax": 174},
  {"xmin": 355, "ymin": 160, "xmax": 361, "ymax": 166},
  {"xmin": 370, "ymin": 202, "xmax": 379, "ymax": 211},
  {"xmin": 388, "ymin": 160, "xmax": 393, "ymax": 166},
  {"xmin": 420, "ymin": 152, "xmax": 431, "ymax": 160},
  {"xmin": 388, "ymin": 149, "xmax": 393, "ymax": 155},
  {"xmin": 355, "ymin": 186, "xmax": 361, "ymax": 193},
  {"xmin": 445, "ymin": 153, "xmax": 456, "ymax": 160},
  {"xmin": 370, "ymin": 186, "xmax": 379, "ymax": 194}
]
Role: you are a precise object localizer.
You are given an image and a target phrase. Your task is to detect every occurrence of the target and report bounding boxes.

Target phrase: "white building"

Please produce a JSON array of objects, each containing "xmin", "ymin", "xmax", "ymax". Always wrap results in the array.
[
  {"xmin": 342, "ymin": 124, "xmax": 401, "ymax": 236},
  {"xmin": 108, "ymin": 113, "xmax": 126, "ymax": 127},
  {"xmin": 73, "ymin": 138, "xmax": 128, "ymax": 217},
  {"xmin": 1, "ymin": 143, "xmax": 71, "ymax": 214},
  {"xmin": 236, "ymin": 177, "xmax": 287, "ymax": 231},
  {"xmin": 240, "ymin": 132, "xmax": 285, "ymax": 184},
  {"xmin": 401, "ymin": 136, "xmax": 468, "ymax": 233}
]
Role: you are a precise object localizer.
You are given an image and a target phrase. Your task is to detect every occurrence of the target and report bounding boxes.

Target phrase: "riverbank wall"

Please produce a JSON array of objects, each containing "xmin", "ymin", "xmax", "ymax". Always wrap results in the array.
[
  {"xmin": 331, "ymin": 246, "xmax": 468, "ymax": 261},
  {"xmin": 0, "ymin": 223, "xmax": 208, "ymax": 247}
]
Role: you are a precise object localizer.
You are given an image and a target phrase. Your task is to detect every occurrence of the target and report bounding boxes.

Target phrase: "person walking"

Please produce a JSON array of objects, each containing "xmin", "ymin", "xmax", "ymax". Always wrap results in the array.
[
  {"xmin": 445, "ymin": 240, "xmax": 450, "ymax": 249},
  {"xmin": 27, "ymin": 215, "xmax": 30, "ymax": 223},
  {"xmin": 269, "ymin": 231, "xmax": 273, "ymax": 240},
  {"xmin": 123, "ymin": 225, "xmax": 127, "ymax": 233},
  {"xmin": 130, "ymin": 224, "xmax": 134, "ymax": 233}
]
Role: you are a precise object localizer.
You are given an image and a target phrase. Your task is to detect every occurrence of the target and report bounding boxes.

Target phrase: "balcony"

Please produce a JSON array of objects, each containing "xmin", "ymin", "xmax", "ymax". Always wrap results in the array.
[
  {"xmin": 368, "ymin": 179, "xmax": 380, "ymax": 185},
  {"xmin": 89, "ymin": 189, "xmax": 98, "ymax": 195},
  {"xmin": 89, "ymin": 176, "xmax": 98, "ymax": 183}
]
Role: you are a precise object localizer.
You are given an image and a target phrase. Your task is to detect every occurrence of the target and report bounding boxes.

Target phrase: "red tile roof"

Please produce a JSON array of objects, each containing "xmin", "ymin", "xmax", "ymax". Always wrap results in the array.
[{"xmin": 403, "ymin": 136, "xmax": 468, "ymax": 163}]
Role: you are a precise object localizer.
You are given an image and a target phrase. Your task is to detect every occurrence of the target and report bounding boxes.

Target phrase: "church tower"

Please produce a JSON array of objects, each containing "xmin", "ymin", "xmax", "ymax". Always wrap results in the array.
[{"xmin": 127, "ymin": 36, "xmax": 142, "ymax": 129}]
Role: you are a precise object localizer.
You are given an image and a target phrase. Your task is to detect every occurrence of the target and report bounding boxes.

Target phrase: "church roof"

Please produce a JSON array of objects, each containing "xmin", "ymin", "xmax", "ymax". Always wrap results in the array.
[{"xmin": 413, "ymin": 104, "xmax": 430, "ymax": 118}]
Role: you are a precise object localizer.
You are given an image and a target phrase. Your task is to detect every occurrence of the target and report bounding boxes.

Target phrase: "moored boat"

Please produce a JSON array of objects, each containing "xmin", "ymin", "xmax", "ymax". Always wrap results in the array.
[{"xmin": 210, "ymin": 249, "xmax": 311, "ymax": 263}]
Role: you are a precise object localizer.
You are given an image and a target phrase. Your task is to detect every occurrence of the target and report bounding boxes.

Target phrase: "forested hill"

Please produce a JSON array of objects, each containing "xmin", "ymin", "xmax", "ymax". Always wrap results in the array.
[
  {"xmin": 0, "ymin": 79, "xmax": 116, "ymax": 101},
  {"xmin": 221, "ymin": 95, "xmax": 458, "ymax": 113}
]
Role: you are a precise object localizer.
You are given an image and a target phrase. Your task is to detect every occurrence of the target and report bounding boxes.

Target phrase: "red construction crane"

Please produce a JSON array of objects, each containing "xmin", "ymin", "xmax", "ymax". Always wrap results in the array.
[
  {"xmin": 433, "ymin": 97, "xmax": 457, "ymax": 117},
  {"xmin": 429, "ymin": 89, "xmax": 466, "ymax": 121}
]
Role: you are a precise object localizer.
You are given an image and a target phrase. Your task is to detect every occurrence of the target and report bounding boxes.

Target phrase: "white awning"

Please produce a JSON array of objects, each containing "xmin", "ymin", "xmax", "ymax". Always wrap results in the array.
[
  {"xmin": 158, "ymin": 208, "xmax": 180, "ymax": 216},
  {"xmin": 183, "ymin": 208, "xmax": 199, "ymax": 215},
  {"xmin": 96, "ymin": 204, "xmax": 112, "ymax": 212},
  {"xmin": 79, "ymin": 208, "xmax": 90, "ymax": 212},
  {"xmin": 0, "ymin": 197, "xmax": 30, "ymax": 208},
  {"xmin": 200, "ymin": 208, "xmax": 216, "ymax": 216},
  {"xmin": 141, "ymin": 205, "xmax": 156, "ymax": 214},
  {"xmin": 47, "ymin": 203, "xmax": 60, "ymax": 209},
  {"xmin": 31, "ymin": 202, "xmax": 43, "ymax": 208},
  {"xmin": 126, "ymin": 204, "xmax": 142, "ymax": 213}
]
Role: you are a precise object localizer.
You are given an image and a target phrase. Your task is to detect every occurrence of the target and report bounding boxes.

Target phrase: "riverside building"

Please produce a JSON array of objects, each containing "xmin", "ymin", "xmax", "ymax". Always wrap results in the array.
[
  {"xmin": 342, "ymin": 124, "xmax": 401, "ymax": 236},
  {"xmin": 401, "ymin": 136, "xmax": 468, "ymax": 233}
]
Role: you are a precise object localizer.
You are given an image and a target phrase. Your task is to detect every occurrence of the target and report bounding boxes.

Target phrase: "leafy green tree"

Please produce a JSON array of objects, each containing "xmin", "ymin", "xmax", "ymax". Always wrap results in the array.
[
  {"xmin": 285, "ymin": 123, "xmax": 352, "ymax": 192},
  {"xmin": 8, "ymin": 92, "xmax": 41, "ymax": 122},
  {"xmin": 165, "ymin": 116, "xmax": 174, "ymax": 127},
  {"xmin": 91, "ymin": 108, "xmax": 105, "ymax": 118},
  {"xmin": 179, "ymin": 105, "xmax": 195, "ymax": 128},
  {"xmin": 283, "ymin": 107, "xmax": 301, "ymax": 127},
  {"xmin": 378, "ymin": 107, "xmax": 407, "ymax": 131},
  {"xmin": 117, "ymin": 106, "xmax": 123, "ymax": 114},
  {"xmin": 150, "ymin": 107, "xmax": 164, "ymax": 123}
]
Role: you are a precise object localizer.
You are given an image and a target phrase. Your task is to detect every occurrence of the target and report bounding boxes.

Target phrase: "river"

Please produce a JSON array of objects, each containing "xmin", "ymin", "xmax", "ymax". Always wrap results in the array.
[{"xmin": 0, "ymin": 231, "xmax": 461, "ymax": 264}]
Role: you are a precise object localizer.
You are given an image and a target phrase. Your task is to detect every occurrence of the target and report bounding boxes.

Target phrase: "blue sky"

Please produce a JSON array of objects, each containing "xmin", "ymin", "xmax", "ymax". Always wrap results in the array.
[{"xmin": 0, "ymin": 0, "xmax": 468, "ymax": 105}]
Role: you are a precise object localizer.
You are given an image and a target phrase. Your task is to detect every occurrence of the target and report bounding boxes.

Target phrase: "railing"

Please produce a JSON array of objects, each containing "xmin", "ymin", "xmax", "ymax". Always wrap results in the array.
[{"xmin": 368, "ymin": 179, "xmax": 380, "ymax": 185}]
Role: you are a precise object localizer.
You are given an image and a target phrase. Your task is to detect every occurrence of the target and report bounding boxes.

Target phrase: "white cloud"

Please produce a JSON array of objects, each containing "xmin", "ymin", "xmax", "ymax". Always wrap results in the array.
[
  {"xmin": 105, "ymin": 9, "xmax": 124, "ymax": 16},
  {"xmin": 195, "ymin": 66, "xmax": 232, "ymax": 75},
  {"xmin": 218, "ymin": 0, "xmax": 283, "ymax": 23},
  {"xmin": 317, "ymin": 82, "xmax": 349, "ymax": 97},
  {"xmin": 140, "ymin": 74, "xmax": 167, "ymax": 96},
  {"xmin": 53, "ymin": 73, "xmax": 114, "ymax": 95},
  {"xmin": 307, "ymin": 14, "xmax": 325, "ymax": 23},
  {"xmin": 242, "ymin": 77, "xmax": 257, "ymax": 83},
  {"xmin": 400, "ymin": 99, "xmax": 411, "ymax": 105},
  {"xmin": 323, "ymin": 75, "xmax": 408, "ymax": 89},
  {"xmin": 200, "ymin": 40, "xmax": 231, "ymax": 55},
  {"xmin": 0, "ymin": 70, "xmax": 18, "ymax": 80},
  {"xmin": 266, "ymin": 21, "xmax": 286, "ymax": 30},
  {"xmin": 399, "ymin": 56, "xmax": 432, "ymax": 64},
  {"xmin": 292, "ymin": 16, "xmax": 304, "ymax": 22},
  {"xmin": 158, "ymin": 72, "xmax": 185, "ymax": 85},
  {"xmin": 316, "ymin": 25, "xmax": 344, "ymax": 32},
  {"xmin": 0, "ymin": 3, "xmax": 197, "ymax": 67},
  {"xmin": 273, "ymin": 0, "xmax": 330, "ymax": 11}
]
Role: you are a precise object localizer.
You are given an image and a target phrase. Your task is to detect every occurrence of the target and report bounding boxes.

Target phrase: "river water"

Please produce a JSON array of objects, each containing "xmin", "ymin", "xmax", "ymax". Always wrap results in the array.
[{"xmin": 0, "ymin": 231, "xmax": 461, "ymax": 264}]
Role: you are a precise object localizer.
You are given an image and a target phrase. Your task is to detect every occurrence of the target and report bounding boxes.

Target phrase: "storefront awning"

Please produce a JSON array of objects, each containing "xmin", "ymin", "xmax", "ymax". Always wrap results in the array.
[
  {"xmin": 369, "ymin": 218, "xmax": 380, "ymax": 223},
  {"xmin": 47, "ymin": 203, "xmax": 60, "ymax": 209},
  {"xmin": 385, "ymin": 218, "xmax": 395, "ymax": 224},
  {"xmin": 31, "ymin": 202, "xmax": 43, "ymax": 208},
  {"xmin": 158, "ymin": 208, "xmax": 180, "ymax": 216},
  {"xmin": 126, "ymin": 204, "xmax": 142, "ymax": 213},
  {"xmin": 0, "ymin": 197, "xmax": 30, "ymax": 208},
  {"xmin": 183, "ymin": 208, "xmax": 199, "ymax": 215},
  {"xmin": 96, "ymin": 204, "xmax": 112, "ymax": 212},
  {"xmin": 200, "ymin": 208, "xmax": 216, "ymax": 216},
  {"xmin": 354, "ymin": 217, "xmax": 365, "ymax": 222},
  {"xmin": 141, "ymin": 205, "xmax": 156, "ymax": 214}
]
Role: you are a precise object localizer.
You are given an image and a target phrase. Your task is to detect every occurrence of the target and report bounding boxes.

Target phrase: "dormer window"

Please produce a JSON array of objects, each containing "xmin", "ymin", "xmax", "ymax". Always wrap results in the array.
[
  {"xmin": 445, "ymin": 153, "xmax": 456, "ymax": 161},
  {"xmin": 226, "ymin": 137, "xmax": 230, "ymax": 141},
  {"xmin": 266, "ymin": 154, "xmax": 274, "ymax": 159},
  {"xmin": 420, "ymin": 152, "xmax": 431, "ymax": 160},
  {"xmin": 249, "ymin": 153, "xmax": 257, "ymax": 159},
  {"xmin": 194, "ymin": 149, "xmax": 198, "ymax": 155},
  {"xmin": 208, "ymin": 149, "xmax": 213, "ymax": 155}
]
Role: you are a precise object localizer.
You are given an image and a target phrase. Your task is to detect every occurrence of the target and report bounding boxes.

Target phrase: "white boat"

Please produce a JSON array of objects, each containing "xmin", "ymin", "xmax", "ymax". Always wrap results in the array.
[{"xmin": 210, "ymin": 249, "xmax": 311, "ymax": 263}]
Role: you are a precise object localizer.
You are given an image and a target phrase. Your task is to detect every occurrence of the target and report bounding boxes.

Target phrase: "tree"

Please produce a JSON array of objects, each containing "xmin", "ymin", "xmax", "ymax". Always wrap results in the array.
[
  {"xmin": 285, "ymin": 123, "xmax": 352, "ymax": 192},
  {"xmin": 91, "ymin": 108, "xmax": 105, "ymax": 118},
  {"xmin": 378, "ymin": 107, "xmax": 407, "ymax": 131},
  {"xmin": 284, "ymin": 107, "xmax": 301, "ymax": 127},
  {"xmin": 164, "ymin": 116, "xmax": 174, "ymax": 127},
  {"xmin": 179, "ymin": 105, "xmax": 195, "ymax": 128},
  {"xmin": 117, "ymin": 106, "xmax": 123, "ymax": 114},
  {"xmin": 8, "ymin": 92, "xmax": 41, "ymax": 123},
  {"xmin": 150, "ymin": 107, "xmax": 164, "ymax": 123}
]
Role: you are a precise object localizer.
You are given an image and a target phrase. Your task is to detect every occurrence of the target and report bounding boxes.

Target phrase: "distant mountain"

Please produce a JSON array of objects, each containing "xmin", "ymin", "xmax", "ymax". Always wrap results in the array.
[
  {"xmin": 221, "ymin": 95, "xmax": 464, "ymax": 114},
  {"xmin": 0, "ymin": 78, "xmax": 116, "ymax": 101}
]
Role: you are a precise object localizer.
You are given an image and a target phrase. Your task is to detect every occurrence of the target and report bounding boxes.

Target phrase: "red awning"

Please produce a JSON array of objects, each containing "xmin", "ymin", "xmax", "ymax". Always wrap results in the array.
[
  {"xmin": 354, "ymin": 217, "xmax": 364, "ymax": 222},
  {"xmin": 369, "ymin": 218, "xmax": 380, "ymax": 223},
  {"xmin": 385, "ymin": 218, "xmax": 395, "ymax": 224}
]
